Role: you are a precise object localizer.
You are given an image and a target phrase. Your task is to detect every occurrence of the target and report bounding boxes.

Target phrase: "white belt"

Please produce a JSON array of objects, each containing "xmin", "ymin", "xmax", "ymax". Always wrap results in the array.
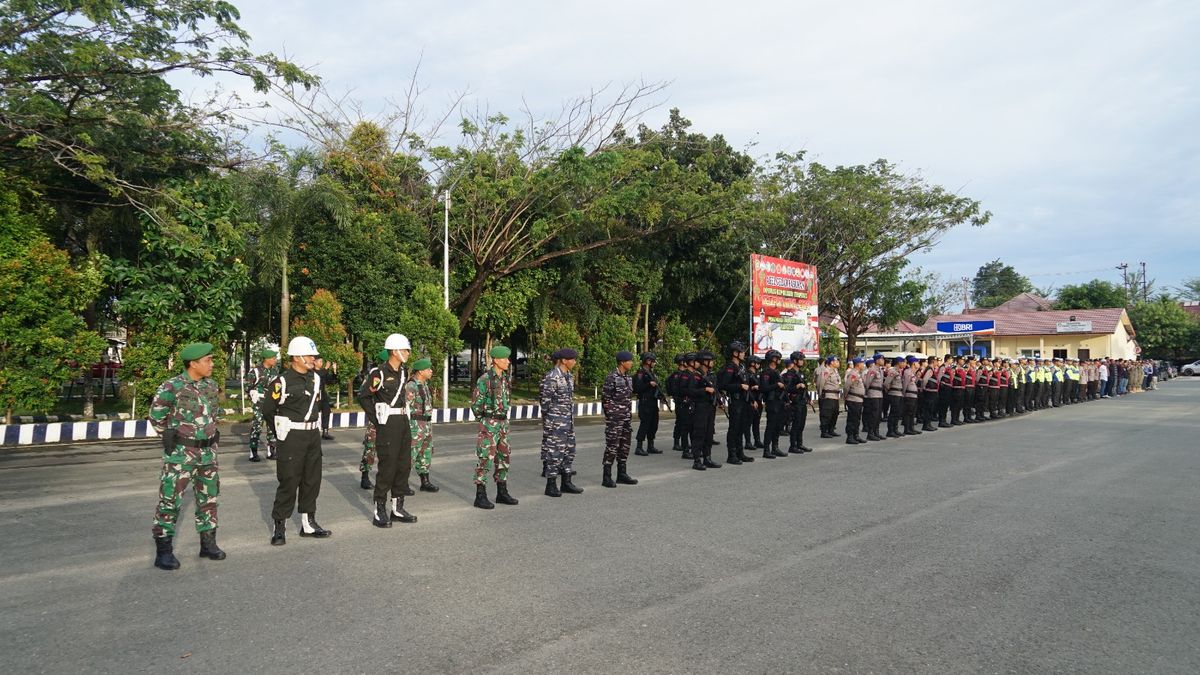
[{"xmin": 290, "ymin": 421, "xmax": 321, "ymax": 430}]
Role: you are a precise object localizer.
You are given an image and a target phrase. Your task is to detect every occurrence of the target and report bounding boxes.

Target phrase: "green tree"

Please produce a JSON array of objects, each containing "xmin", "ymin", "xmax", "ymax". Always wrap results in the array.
[
  {"xmin": 1129, "ymin": 298, "xmax": 1200, "ymax": 359},
  {"xmin": 106, "ymin": 177, "xmax": 250, "ymax": 406},
  {"xmin": 836, "ymin": 263, "xmax": 927, "ymax": 356},
  {"xmin": 1175, "ymin": 276, "xmax": 1200, "ymax": 301},
  {"xmin": 237, "ymin": 149, "xmax": 352, "ymax": 346},
  {"xmin": 0, "ymin": 0, "xmax": 315, "ymax": 211},
  {"xmin": 530, "ymin": 318, "xmax": 584, "ymax": 381},
  {"xmin": 290, "ymin": 289, "xmax": 359, "ymax": 401},
  {"xmin": 582, "ymin": 315, "xmax": 636, "ymax": 388},
  {"xmin": 363, "ymin": 282, "xmax": 463, "ymax": 398},
  {"xmin": 0, "ymin": 179, "xmax": 105, "ymax": 421},
  {"xmin": 971, "ymin": 259, "xmax": 1033, "ymax": 308},
  {"xmin": 1054, "ymin": 279, "xmax": 1129, "ymax": 310},
  {"xmin": 762, "ymin": 154, "xmax": 989, "ymax": 355},
  {"xmin": 652, "ymin": 315, "xmax": 695, "ymax": 383}
]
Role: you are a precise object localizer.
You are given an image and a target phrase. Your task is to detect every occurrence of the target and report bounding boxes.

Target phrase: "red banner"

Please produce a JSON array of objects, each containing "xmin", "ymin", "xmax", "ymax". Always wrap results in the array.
[{"xmin": 750, "ymin": 254, "xmax": 819, "ymax": 359}]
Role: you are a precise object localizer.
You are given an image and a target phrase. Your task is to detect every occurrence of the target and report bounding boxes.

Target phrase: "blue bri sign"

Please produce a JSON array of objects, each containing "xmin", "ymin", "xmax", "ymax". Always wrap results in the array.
[{"xmin": 936, "ymin": 320, "xmax": 995, "ymax": 333}]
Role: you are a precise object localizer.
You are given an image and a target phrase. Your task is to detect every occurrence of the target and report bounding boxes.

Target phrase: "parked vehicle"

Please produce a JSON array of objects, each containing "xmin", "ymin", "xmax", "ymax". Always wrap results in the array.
[{"xmin": 1181, "ymin": 359, "xmax": 1200, "ymax": 376}]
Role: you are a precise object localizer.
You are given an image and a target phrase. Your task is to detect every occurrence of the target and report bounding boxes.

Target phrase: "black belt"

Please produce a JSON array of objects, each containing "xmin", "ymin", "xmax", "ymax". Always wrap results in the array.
[
  {"xmin": 482, "ymin": 414, "xmax": 508, "ymax": 421},
  {"xmin": 179, "ymin": 437, "xmax": 216, "ymax": 448},
  {"xmin": 868, "ymin": 386, "xmax": 884, "ymax": 391},
  {"xmin": 412, "ymin": 414, "xmax": 432, "ymax": 421}
]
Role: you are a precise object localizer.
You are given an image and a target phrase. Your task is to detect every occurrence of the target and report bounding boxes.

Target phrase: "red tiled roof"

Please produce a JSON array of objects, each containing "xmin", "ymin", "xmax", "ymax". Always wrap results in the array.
[
  {"xmin": 921, "ymin": 307, "xmax": 1130, "ymax": 336},
  {"xmin": 831, "ymin": 319, "xmax": 925, "ymax": 334},
  {"xmin": 1181, "ymin": 301, "xmax": 1200, "ymax": 317}
]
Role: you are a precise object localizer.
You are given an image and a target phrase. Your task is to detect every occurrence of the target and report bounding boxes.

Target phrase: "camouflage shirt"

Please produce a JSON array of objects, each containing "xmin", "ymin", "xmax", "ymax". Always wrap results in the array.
[
  {"xmin": 149, "ymin": 372, "xmax": 221, "ymax": 464},
  {"xmin": 539, "ymin": 366, "xmax": 574, "ymax": 420},
  {"xmin": 602, "ymin": 368, "xmax": 633, "ymax": 421},
  {"xmin": 470, "ymin": 367, "xmax": 511, "ymax": 421},
  {"xmin": 404, "ymin": 379, "xmax": 433, "ymax": 418},
  {"xmin": 245, "ymin": 363, "xmax": 279, "ymax": 394}
]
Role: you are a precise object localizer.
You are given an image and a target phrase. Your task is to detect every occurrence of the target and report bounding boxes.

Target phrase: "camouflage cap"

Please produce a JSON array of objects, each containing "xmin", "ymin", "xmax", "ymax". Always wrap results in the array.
[{"xmin": 180, "ymin": 342, "xmax": 213, "ymax": 361}]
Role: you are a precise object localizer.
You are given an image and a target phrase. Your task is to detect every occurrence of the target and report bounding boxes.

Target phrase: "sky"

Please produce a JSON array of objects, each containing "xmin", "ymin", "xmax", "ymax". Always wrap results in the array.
[{"xmin": 194, "ymin": 0, "xmax": 1200, "ymax": 297}]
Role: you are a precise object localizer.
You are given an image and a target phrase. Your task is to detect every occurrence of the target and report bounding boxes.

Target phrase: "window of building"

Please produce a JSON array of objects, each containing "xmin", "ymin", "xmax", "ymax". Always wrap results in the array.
[
  {"xmin": 1020, "ymin": 349, "xmax": 1041, "ymax": 358},
  {"xmin": 1078, "ymin": 348, "xmax": 1090, "ymax": 361},
  {"xmin": 1053, "ymin": 349, "xmax": 1068, "ymax": 360}
]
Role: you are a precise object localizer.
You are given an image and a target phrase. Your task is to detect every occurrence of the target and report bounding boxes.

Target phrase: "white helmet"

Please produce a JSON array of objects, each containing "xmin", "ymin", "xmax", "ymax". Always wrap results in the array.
[
  {"xmin": 287, "ymin": 336, "xmax": 319, "ymax": 357},
  {"xmin": 384, "ymin": 333, "xmax": 411, "ymax": 350}
]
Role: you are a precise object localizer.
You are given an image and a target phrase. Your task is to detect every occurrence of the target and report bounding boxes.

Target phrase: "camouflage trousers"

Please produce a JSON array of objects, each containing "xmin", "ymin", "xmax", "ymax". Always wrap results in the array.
[
  {"xmin": 358, "ymin": 422, "xmax": 377, "ymax": 473},
  {"xmin": 540, "ymin": 416, "xmax": 576, "ymax": 477},
  {"xmin": 151, "ymin": 461, "xmax": 219, "ymax": 538},
  {"xmin": 410, "ymin": 420, "xmax": 433, "ymax": 475},
  {"xmin": 473, "ymin": 419, "xmax": 510, "ymax": 485},
  {"xmin": 248, "ymin": 402, "xmax": 277, "ymax": 455},
  {"xmin": 603, "ymin": 415, "xmax": 632, "ymax": 465}
]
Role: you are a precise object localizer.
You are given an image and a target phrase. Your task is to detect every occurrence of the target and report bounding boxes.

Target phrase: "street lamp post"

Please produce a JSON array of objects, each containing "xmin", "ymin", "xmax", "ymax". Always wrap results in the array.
[{"xmin": 442, "ymin": 191, "xmax": 451, "ymax": 410}]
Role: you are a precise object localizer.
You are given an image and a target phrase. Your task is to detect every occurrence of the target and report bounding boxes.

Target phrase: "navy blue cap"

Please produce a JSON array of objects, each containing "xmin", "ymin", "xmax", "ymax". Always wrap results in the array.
[
  {"xmin": 906, "ymin": 355, "xmax": 919, "ymax": 363},
  {"xmin": 825, "ymin": 355, "xmax": 838, "ymax": 364},
  {"xmin": 893, "ymin": 356, "xmax": 905, "ymax": 365},
  {"xmin": 552, "ymin": 348, "xmax": 578, "ymax": 360},
  {"xmin": 615, "ymin": 351, "xmax": 634, "ymax": 362},
  {"xmin": 852, "ymin": 357, "xmax": 864, "ymax": 365}
]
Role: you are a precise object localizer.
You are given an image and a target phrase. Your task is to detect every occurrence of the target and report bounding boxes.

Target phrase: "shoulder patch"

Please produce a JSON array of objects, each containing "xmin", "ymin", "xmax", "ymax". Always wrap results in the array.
[{"xmin": 271, "ymin": 381, "xmax": 282, "ymax": 400}]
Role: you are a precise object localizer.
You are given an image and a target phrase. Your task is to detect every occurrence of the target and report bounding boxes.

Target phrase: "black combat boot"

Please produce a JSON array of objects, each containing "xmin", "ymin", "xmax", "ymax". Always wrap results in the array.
[
  {"xmin": 702, "ymin": 456, "xmax": 722, "ymax": 469},
  {"xmin": 249, "ymin": 449, "xmax": 261, "ymax": 463},
  {"xmin": 271, "ymin": 519, "xmax": 287, "ymax": 544},
  {"xmin": 672, "ymin": 436, "xmax": 680, "ymax": 452},
  {"xmin": 727, "ymin": 449, "xmax": 742, "ymax": 465},
  {"xmin": 761, "ymin": 442, "xmax": 775, "ymax": 459},
  {"xmin": 737, "ymin": 447, "xmax": 755, "ymax": 463},
  {"xmin": 692, "ymin": 456, "xmax": 706, "ymax": 471},
  {"xmin": 820, "ymin": 431, "xmax": 834, "ymax": 439},
  {"xmin": 153, "ymin": 536, "xmax": 180, "ymax": 570},
  {"xmin": 635, "ymin": 441, "xmax": 648, "ymax": 456},
  {"xmin": 495, "ymin": 481, "xmax": 519, "ymax": 505},
  {"xmin": 771, "ymin": 442, "xmax": 788, "ymax": 458},
  {"xmin": 602, "ymin": 464, "xmax": 617, "ymax": 488},
  {"xmin": 403, "ymin": 485, "xmax": 415, "ymax": 497},
  {"xmin": 373, "ymin": 500, "xmax": 392, "ymax": 528},
  {"xmin": 648, "ymin": 439, "xmax": 662, "ymax": 454},
  {"xmin": 846, "ymin": 434, "xmax": 861, "ymax": 445},
  {"xmin": 419, "ymin": 473, "xmax": 440, "ymax": 493},
  {"xmin": 545, "ymin": 476, "xmax": 562, "ymax": 497},
  {"xmin": 472, "ymin": 480, "xmax": 492, "ymax": 506},
  {"xmin": 301, "ymin": 513, "xmax": 333, "ymax": 537},
  {"xmin": 390, "ymin": 498, "xmax": 417, "ymax": 523},
  {"xmin": 198, "ymin": 530, "xmax": 226, "ymax": 560},
  {"xmin": 617, "ymin": 462, "xmax": 639, "ymax": 484},
  {"xmin": 682, "ymin": 447, "xmax": 694, "ymax": 460},
  {"xmin": 560, "ymin": 470, "xmax": 584, "ymax": 494},
  {"xmin": 867, "ymin": 432, "xmax": 884, "ymax": 442},
  {"xmin": 360, "ymin": 470, "xmax": 373, "ymax": 490}
]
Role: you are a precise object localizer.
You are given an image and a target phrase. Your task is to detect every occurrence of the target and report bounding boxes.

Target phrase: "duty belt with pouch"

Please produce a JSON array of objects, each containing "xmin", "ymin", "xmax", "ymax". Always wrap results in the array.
[
  {"xmin": 376, "ymin": 404, "xmax": 409, "ymax": 425},
  {"xmin": 274, "ymin": 417, "xmax": 320, "ymax": 441},
  {"xmin": 411, "ymin": 413, "xmax": 432, "ymax": 422}
]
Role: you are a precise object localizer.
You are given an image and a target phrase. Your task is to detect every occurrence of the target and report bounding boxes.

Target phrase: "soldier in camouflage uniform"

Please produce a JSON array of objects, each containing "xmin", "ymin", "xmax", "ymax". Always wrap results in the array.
[
  {"xmin": 149, "ymin": 342, "xmax": 226, "ymax": 571},
  {"xmin": 470, "ymin": 345, "xmax": 518, "ymax": 510},
  {"xmin": 358, "ymin": 349, "xmax": 387, "ymax": 491},
  {"xmin": 405, "ymin": 357, "xmax": 440, "ymax": 493},
  {"xmin": 601, "ymin": 350, "xmax": 639, "ymax": 488},
  {"xmin": 245, "ymin": 346, "xmax": 279, "ymax": 462},
  {"xmin": 540, "ymin": 348, "xmax": 584, "ymax": 497}
]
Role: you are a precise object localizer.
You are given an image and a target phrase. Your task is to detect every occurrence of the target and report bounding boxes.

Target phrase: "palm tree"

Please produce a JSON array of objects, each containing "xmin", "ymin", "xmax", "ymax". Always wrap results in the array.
[{"xmin": 238, "ymin": 149, "xmax": 352, "ymax": 346}]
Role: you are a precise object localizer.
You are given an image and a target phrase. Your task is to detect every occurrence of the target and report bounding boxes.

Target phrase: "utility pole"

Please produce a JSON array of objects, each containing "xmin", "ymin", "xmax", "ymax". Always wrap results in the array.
[
  {"xmin": 1116, "ymin": 263, "xmax": 1129, "ymax": 304},
  {"xmin": 1140, "ymin": 261, "xmax": 1148, "ymax": 301}
]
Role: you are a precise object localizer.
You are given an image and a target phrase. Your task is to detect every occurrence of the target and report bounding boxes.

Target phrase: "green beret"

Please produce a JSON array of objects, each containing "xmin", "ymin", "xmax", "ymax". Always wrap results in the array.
[
  {"xmin": 180, "ymin": 342, "xmax": 213, "ymax": 362},
  {"xmin": 377, "ymin": 349, "xmax": 388, "ymax": 362},
  {"xmin": 490, "ymin": 345, "xmax": 511, "ymax": 359},
  {"xmin": 411, "ymin": 357, "xmax": 433, "ymax": 371},
  {"xmin": 260, "ymin": 348, "xmax": 278, "ymax": 359}
]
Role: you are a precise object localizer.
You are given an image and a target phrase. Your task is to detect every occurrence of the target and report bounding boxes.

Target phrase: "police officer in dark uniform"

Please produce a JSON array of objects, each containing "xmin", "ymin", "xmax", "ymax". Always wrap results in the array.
[
  {"xmin": 745, "ymin": 355, "xmax": 765, "ymax": 450},
  {"xmin": 937, "ymin": 356, "xmax": 954, "ymax": 428},
  {"xmin": 667, "ymin": 354, "xmax": 689, "ymax": 454},
  {"xmin": 717, "ymin": 341, "xmax": 754, "ymax": 465},
  {"xmin": 758, "ymin": 349, "xmax": 787, "ymax": 459},
  {"xmin": 679, "ymin": 353, "xmax": 700, "ymax": 460},
  {"xmin": 782, "ymin": 351, "xmax": 812, "ymax": 453},
  {"xmin": 686, "ymin": 352, "xmax": 721, "ymax": 470},
  {"xmin": 633, "ymin": 352, "xmax": 662, "ymax": 456},
  {"xmin": 262, "ymin": 336, "xmax": 332, "ymax": 545}
]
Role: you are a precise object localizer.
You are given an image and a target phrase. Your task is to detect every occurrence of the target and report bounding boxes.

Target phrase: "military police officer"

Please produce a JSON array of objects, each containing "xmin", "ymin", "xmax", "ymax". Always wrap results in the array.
[
  {"xmin": 357, "ymin": 333, "xmax": 418, "ymax": 528},
  {"xmin": 245, "ymin": 346, "xmax": 279, "ymax": 462},
  {"xmin": 263, "ymin": 336, "xmax": 333, "ymax": 544},
  {"xmin": 149, "ymin": 342, "xmax": 225, "ymax": 570}
]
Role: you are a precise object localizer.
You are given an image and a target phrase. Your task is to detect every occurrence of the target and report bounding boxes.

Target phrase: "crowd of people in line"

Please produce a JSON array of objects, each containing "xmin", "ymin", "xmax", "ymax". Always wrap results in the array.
[{"xmin": 143, "ymin": 335, "xmax": 1165, "ymax": 571}]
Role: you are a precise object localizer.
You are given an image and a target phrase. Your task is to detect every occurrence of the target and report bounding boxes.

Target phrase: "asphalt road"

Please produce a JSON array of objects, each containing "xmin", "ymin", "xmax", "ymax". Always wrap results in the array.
[{"xmin": 2, "ymin": 381, "xmax": 1199, "ymax": 674}]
